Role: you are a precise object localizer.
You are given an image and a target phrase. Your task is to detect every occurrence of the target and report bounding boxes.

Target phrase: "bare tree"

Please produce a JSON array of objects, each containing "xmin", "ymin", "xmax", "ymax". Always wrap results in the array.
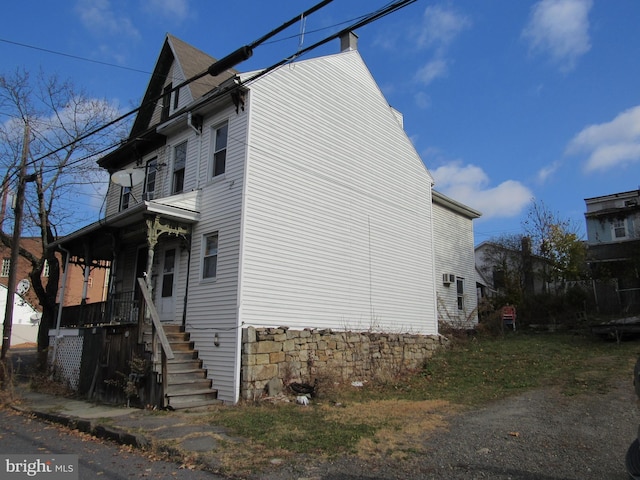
[{"xmin": 0, "ymin": 69, "xmax": 125, "ymax": 367}]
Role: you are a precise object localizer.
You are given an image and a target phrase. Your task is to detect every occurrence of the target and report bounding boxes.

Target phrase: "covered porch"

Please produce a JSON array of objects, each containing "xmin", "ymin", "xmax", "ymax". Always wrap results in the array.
[
  {"xmin": 53, "ymin": 191, "xmax": 201, "ymax": 329},
  {"xmin": 48, "ymin": 191, "xmax": 214, "ymax": 408}
]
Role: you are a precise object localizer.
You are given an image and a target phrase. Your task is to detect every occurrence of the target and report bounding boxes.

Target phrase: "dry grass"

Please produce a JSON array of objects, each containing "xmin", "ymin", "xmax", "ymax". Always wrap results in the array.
[{"xmin": 331, "ymin": 399, "xmax": 458, "ymax": 459}]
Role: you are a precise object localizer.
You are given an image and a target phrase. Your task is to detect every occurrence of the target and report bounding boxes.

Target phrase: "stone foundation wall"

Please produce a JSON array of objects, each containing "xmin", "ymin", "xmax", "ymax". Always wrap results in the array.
[{"xmin": 240, "ymin": 327, "xmax": 448, "ymax": 400}]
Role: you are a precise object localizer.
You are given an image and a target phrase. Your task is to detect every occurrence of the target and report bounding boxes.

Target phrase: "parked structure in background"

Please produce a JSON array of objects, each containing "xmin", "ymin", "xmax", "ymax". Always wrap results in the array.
[
  {"xmin": 51, "ymin": 33, "xmax": 480, "ymax": 407},
  {"xmin": 585, "ymin": 190, "xmax": 640, "ymax": 314}
]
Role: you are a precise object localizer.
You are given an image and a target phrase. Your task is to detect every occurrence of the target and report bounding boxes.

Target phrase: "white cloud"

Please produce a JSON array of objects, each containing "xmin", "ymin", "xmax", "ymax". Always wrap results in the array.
[
  {"xmin": 414, "ymin": 59, "xmax": 448, "ymax": 86},
  {"xmin": 411, "ymin": 4, "xmax": 470, "ymax": 88},
  {"xmin": 522, "ymin": 0, "xmax": 592, "ymax": 72},
  {"xmin": 566, "ymin": 105, "xmax": 640, "ymax": 172},
  {"xmin": 75, "ymin": 0, "xmax": 140, "ymax": 39},
  {"xmin": 536, "ymin": 161, "xmax": 561, "ymax": 183},
  {"xmin": 414, "ymin": 91, "xmax": 431, "ymax": 110},
  {"xmin": 143, "ymin": 0, "xmax": 190, "ymax": 22},
  {"xmin": 416, "ymin": 5, "xmax": 471, "ymax": 51},
  {"xmin": 431, "ymin": 162, "xmax": 532, "ymax": 219}
]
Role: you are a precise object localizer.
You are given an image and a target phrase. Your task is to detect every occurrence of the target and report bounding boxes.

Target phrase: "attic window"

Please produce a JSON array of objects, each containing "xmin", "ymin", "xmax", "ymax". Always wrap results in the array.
[
  {"xmin": 161, "ymin": 84, "xmax": 172, "ymax": 121},
  {"xmin": 173, "ymin": 87, "xmax": 180, "ymax": 110}
]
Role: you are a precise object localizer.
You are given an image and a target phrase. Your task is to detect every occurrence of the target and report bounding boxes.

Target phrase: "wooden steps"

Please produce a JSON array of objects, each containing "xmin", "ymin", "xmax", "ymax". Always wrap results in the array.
[{"xmin": 162, "ymin": 325, "xmax": 220, "ymax": 410}]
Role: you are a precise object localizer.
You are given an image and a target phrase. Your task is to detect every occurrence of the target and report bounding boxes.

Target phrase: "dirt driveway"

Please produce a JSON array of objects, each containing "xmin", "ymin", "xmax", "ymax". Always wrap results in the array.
[{"xmin": 257, "ymin": 379, "xmax": 639, "ymax": 480}]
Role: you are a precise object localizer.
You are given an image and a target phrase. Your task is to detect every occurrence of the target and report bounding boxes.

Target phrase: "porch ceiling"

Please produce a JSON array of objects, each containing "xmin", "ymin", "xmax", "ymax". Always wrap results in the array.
[{"xmin": 53, "ymin": 192, "xmax": 200, "ymax": 264}]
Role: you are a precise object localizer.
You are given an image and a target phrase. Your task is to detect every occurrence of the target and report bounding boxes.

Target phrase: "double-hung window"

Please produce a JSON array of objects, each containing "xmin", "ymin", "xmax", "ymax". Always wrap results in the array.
[
  {"xmin": 212, "ymin": 122, "xmax": 228, "ymax": 178},
  {"xmin": 456, "ymin": 277, "xmax": 464, "ymax": 310},
  {"xmin": 144, "ymin": 158, "xmax": 158, "ymax": 200},
  {"xmin": 612, "ymin": 219, "xmax": 627, "ymax": 239},
  {"xmin": 202, "ymin": 233, "xmax": 219, "ymax": 279},
  {"xmin": 173, "ymin": 142, "xmax": 187, "ymax": 194},
  {"xmin": 120, "ymin": 186, "xmax": 131, "ymax": 210}
]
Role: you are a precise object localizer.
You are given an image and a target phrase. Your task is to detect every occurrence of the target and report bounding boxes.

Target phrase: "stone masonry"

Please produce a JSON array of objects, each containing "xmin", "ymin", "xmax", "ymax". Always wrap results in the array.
[{"xmin": 240, "ymin": 326, "xmax": 448, "ymax": 400}]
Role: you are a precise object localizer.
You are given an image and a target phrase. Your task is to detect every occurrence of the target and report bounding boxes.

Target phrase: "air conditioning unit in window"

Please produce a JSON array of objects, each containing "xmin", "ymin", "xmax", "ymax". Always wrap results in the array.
[{"xmin": 442, "ymin": 273, "xmax": 456, "ymax": 285}]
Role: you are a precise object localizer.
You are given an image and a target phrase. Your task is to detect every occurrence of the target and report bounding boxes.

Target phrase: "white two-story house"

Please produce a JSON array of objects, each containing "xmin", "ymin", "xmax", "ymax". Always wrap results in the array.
[{"xmin": 54, "ymin": 33, "xmax": 480, "ymax": 406}]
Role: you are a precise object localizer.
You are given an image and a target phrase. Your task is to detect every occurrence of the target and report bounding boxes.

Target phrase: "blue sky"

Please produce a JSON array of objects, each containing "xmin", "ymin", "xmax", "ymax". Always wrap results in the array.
[{"xmin": 2, "ymin": 0, "xmax": 639, "ymax": 243}]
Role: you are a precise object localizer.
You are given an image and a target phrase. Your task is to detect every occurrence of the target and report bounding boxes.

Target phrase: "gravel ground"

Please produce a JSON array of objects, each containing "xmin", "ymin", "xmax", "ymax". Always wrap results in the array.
[{"xmin": 256, "ymin": 379, "xmax": 639, "ymax": 480}]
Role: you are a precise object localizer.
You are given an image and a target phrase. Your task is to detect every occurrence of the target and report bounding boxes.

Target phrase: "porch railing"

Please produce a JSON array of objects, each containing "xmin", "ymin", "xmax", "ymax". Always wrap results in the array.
[{"xmin": 58, "ymin": 290, "xmax": 141, "ymax": 327}]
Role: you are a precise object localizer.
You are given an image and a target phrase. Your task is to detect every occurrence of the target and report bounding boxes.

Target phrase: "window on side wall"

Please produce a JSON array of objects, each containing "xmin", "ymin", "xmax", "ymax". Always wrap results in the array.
[
  {"xmin": 1, "ymin": 258, "xmax": 10, "ymax": 277},
  {"xmin": 456, "ymin": 277, "xmax": 464, "ymax": 310},
  {"xmin": 202, "ymin": 232, "xmax": 219, "ymax": 280},
  {"xmin": 42, "ymin": 259, "xmax": 50, "ymax": 278},
  {"xmin": 612, "ymin": 219, "xmax": 627, "ymax": 239},
  {"xmin": 173, "ymin": 142, "xmax": 187, "ymax": 194},
  {"xmin": 212, "ymin": 121, "xmax": 228, "ymax": 178},
  {"xmin": 120, "ymin": 186, "xmax": 131, "ymax": 210},
  {"xmin": 144, "ymin": 157, "xmax": 158, "ymax": 200}
]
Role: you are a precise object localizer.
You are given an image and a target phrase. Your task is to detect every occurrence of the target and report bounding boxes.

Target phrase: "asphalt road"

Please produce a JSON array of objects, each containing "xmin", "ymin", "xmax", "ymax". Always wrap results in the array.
[{"xmin": 0, "ymin": 409, "xmax": 225, "ymax": 480}]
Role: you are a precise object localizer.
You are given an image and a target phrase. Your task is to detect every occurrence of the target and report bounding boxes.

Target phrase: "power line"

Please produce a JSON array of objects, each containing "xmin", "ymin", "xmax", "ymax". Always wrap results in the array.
[
  {"xmin": 8, "ymin": 0, "xmax": 416, "ymax": 184},
  {"xmin": 0, "ymin": 37, "xmax": 151, "ymax": 75}
]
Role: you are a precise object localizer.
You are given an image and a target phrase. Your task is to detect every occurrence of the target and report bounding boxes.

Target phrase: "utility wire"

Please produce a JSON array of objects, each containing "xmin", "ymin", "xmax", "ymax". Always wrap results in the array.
[
  {"xmin": 11, "ymin": 0, "xmax": 415, "ymax": 181},
  {"xmin": 22, "ymin": 0, "xmax": 337, "ymax": 171},
  {"xmin": 0, "ymin": 37, "xmax": 151, "ymax": 75}
]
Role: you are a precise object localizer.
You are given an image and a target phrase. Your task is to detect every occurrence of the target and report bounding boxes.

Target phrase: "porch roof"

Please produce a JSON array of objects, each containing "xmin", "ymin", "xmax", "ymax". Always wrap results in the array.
[{"xmin": 53, "ymin": 191, "xmax": 201, "ymax": 264}]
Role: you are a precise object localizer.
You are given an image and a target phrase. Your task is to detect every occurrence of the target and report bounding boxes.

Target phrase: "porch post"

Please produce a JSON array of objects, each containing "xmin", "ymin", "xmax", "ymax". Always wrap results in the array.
[{"xmin": 139, "ymin": 215, "xmax": 160, "ymax": 343}]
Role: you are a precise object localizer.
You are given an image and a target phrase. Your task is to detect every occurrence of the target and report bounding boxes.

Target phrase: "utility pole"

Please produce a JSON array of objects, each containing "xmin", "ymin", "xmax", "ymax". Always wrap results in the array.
[{"xmin": 1, "ymin": 123, "xmax": 30, "ymax": 360}]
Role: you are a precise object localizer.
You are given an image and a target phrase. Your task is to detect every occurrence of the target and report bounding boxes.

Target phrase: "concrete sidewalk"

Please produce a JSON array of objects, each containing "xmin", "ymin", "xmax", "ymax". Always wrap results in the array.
[{"xmin": 8, "ymin": 385, "xmax": 240, "ymax": 473}]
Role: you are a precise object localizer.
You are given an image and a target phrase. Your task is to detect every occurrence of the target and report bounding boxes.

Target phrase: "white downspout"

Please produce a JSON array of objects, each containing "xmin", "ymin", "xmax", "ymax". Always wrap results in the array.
[{"xmin": 187, "ymin": 112, "xmax": 203, "ymax": 189}]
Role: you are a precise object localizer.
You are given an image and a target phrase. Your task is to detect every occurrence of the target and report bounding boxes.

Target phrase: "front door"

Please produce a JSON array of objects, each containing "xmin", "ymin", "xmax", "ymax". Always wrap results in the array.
[{"xmin": 158, "ymin": 245, "xmax": 178, "ymax": 322}]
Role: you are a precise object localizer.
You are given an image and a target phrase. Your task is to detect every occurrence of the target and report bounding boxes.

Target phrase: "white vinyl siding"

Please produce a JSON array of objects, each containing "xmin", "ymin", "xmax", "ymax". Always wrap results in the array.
[
  {"xmin": 182, "ymin": 104, "xmax": 247, "ymax": 403},
  {"xmin": 238, "ymin": 51, "xmax": 436, "ymax": 335},
  {"xmin": 431, "ymin": 196, "xmax": 479, "ymax": 326}
]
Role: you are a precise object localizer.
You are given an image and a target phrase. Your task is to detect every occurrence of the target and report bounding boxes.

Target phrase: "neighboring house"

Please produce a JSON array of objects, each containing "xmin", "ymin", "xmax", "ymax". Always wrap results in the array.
[
  {"xmin": 432, "ymin": 191, "xmax": 481, "ymax": 329},
  {"xmin": 52, "ymin": 33, "xmax": 478, "ymax": 406},
  {"xmin": 0, "ymin": 238, "xmax": 108, "ymax": 345},
  {"xmin": 474, "ymin": 238, "xmax": 549, "ymax": 299},
  {"xmin": 584, "ymin": 190, "xmax": 640, "ymax": 314}
]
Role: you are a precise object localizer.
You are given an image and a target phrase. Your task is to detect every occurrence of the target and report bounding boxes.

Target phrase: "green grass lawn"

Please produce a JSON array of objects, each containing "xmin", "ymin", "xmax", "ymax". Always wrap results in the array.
[{"xmin": 201, "ymin": 332, "xmax": 640, "ymax": 473}]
